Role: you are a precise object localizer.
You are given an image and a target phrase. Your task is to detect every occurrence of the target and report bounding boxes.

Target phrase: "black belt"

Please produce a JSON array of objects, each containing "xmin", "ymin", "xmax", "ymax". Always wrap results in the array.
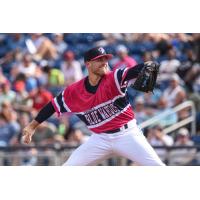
[{"xmin": 104, "ymin": 124, "xmax": 128, "ymax": 134}]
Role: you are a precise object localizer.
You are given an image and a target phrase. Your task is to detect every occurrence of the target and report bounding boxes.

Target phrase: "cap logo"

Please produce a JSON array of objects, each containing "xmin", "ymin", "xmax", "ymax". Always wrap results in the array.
[{"xmin": 98, "ymin": 47, "xmax": 105, "ymax": 54}]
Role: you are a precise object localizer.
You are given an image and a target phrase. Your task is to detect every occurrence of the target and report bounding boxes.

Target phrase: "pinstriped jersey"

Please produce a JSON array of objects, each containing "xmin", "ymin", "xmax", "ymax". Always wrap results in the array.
[{"xmin": 51, "ymin": 68, "xmax": 135, "ymax": 133}]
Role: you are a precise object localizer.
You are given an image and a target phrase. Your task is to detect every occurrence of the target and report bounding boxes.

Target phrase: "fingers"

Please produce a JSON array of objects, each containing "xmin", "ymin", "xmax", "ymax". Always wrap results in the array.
[
  {"xmin": 22, "ymin": 129, "xmax": 32, "ymax": 144},
  {"xmin": 145, "ymin": 61, "xmax": 159, "ymax": 67},
  {"xmin": 22, "ymin": 135, "xmax": 32, "ymax": 144},
  {"xmin": 145, "ymin": 61, "xmax": 160, "ymax": 71}
]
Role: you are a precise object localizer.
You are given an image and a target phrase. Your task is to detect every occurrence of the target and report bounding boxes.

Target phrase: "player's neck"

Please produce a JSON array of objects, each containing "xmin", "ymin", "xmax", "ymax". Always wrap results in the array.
[{"xmin": 88, "ymin": 75, "xmax": 102, "ymax": 86}]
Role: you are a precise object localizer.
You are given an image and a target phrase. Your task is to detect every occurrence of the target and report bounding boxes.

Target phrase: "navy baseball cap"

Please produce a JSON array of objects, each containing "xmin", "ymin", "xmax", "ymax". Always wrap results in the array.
[{"xmin": 84, "ymin": 47, "xmax": 113, "ymax": 62}]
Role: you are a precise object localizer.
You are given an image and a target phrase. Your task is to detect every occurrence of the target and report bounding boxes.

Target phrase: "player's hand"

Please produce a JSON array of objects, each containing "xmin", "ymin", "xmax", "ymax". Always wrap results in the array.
[
  {"xmin": 22, "ymin": 125, "xmax": 35, "ymax": 144},
  {"xmin": 22, "ymin": 120, "xmax": 39, "ymax": 144}
]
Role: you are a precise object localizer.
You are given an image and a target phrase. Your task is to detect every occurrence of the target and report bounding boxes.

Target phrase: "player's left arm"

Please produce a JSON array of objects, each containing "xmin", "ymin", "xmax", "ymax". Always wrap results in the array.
[
  {"xmin": 121, "ymin": 63, "xmax": 145, "ymax": 82},
  {"xmin": 117, "ymin": 62, "xmax": 159, "ymax": 92},
  {"xmin": 114, "ymin": 63, "xmax": 145, "ymax": 94}
]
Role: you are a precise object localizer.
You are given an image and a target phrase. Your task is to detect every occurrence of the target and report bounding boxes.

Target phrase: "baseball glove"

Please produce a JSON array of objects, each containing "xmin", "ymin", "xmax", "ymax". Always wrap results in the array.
[{"xmin": 131, "ymin": 61, "xmax": 160, "ymax": 93}]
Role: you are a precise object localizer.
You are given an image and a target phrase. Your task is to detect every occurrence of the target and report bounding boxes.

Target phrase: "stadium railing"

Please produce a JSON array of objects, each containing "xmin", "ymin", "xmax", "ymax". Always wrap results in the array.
[
  {"xmin": 139, "ymin": 100, "xmax": 196, "ymax": 135},
  {"xmin": 0, "ymin": 145, "xmax": 200, "ymax": 166}
]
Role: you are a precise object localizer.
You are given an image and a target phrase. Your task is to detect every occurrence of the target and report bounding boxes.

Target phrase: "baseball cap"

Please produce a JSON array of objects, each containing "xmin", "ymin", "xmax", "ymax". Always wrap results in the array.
[
  {"xmin": 116, "ymin": 44, "xmax": 128, "ymax": 53},
  {"xmin": 84, "ymin": 47, "xmax": 113, "ymax": 62},
  {"xmin": 177, "ymin": 128, "xmax": 189, "ymax": 136}
]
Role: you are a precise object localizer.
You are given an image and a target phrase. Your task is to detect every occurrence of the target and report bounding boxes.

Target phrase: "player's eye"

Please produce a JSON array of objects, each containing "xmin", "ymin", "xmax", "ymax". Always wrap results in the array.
[{"xmin": 97, "ymin": 57, "xmax": 107, "ymax": 62}]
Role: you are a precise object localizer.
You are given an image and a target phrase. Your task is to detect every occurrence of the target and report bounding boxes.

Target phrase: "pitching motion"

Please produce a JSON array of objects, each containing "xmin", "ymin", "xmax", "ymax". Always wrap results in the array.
[{"xmin": 22, "ymin": 46, "xmax": 165, "ymax": 166}]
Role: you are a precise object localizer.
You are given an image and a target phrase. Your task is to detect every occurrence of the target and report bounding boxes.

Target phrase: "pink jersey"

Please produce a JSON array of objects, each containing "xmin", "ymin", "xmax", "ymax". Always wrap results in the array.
[{"xmin": 52, "ymin": 68, "xmax": 135, "ymax": 133}]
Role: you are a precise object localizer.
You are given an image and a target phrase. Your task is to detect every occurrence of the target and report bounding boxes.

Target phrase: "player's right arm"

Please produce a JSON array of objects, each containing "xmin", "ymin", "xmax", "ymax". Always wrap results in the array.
[
  {"xmin": 22, "ymin": 87, "xmax": 73, "ymax": 144},
  {"xmin": 22, "ymin": 101, "xmax": 56, "ymax": 144}
]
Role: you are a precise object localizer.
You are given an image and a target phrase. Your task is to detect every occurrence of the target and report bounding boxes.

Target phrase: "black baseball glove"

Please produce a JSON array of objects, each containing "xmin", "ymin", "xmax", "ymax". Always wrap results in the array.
[{"xmin": 131, "ymin": 61, "xmax": 160, "ymax": 93}]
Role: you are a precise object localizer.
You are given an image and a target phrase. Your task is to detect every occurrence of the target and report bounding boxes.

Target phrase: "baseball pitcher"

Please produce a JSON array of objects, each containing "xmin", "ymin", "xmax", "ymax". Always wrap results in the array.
[{"xmin": 22, "ymin": 46, "xmax": 165, "ymax": 166}]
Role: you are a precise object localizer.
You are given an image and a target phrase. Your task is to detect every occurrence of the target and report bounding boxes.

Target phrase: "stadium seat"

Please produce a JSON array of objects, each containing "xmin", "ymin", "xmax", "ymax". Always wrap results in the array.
[{"xmin": 191, "ymin": 136, "xmax": 200, "ymax": 145}]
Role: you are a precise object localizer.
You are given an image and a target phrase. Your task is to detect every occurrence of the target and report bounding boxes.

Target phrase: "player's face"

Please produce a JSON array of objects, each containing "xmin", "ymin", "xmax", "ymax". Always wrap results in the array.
[{"xmin": 88, "ymin": 57, "xmax": 109, "ymax": 76}]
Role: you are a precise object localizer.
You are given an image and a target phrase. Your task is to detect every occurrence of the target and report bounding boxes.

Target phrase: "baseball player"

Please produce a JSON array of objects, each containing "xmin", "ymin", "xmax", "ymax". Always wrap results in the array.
[{"xmin": 22, "ymin": 46, "xmax": 165, "ymax": 166}]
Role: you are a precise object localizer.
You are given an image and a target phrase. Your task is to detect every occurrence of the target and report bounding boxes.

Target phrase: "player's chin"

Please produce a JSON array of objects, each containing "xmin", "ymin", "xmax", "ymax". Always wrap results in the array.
[{"xmin": 99, "ymin": 67, "xmax": 108, "ymax": 75}]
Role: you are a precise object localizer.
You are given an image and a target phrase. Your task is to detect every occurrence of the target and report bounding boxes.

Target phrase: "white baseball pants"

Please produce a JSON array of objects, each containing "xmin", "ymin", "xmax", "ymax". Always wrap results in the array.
[{"xmin": 63, "ymin": 120, "xmax": 165, "ymax": 166}]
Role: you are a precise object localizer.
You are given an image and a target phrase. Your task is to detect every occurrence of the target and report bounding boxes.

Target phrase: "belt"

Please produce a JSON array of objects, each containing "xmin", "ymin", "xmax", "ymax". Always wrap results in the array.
[{"xmin": 104, "ymin": 124, "xmax": 129, "ymax": 134}]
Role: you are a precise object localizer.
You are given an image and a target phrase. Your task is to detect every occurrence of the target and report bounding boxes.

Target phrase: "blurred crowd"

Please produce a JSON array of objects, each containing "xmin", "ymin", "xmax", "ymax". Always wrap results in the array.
[{"xmin": 0, "ymin": 33, "xmax": 200, "ymax": 165}]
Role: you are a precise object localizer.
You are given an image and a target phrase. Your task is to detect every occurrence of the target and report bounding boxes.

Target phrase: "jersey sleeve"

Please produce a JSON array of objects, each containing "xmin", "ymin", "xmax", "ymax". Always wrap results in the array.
[
  {"xmin": 51, "ymin": 89, "xmax": 71, "ymax": 117},
  {"xmin": 113, "ymin": 67, "xmax": 129, "ymax": 94},
  {"xmin": 113, "ymin": 64, "xmax": 144, "ymax": 94}
]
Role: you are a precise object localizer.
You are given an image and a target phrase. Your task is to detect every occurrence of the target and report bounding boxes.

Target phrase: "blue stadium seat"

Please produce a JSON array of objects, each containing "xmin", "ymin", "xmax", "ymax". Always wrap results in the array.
[
  {"xmin": 131, "ymin": 54, "xmax": 143, "ymax": 63},
  {"xmin": 143, "ymin": 41, "xmax": 156, "ymax": 51},
  {"xmin": 64, "ymin": 33, "xmax": 83, "ymax": 45},
  {"xmin": 191, "ymin": 136, "xmax": 200, "ymax": 145},
  {"xmin": 126, "ymin": 42, "xmax": 146, "ymax": 55},
  {"xmin": 104, "ymin": 44, "xmax": 117, "ymax": 55},
  {"xmin": 67, "ymin": 43, "xmax": 93, "ymax": 59}
]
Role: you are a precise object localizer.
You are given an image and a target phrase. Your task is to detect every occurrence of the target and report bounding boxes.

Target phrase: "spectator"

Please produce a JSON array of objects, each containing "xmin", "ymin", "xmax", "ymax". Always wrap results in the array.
[
  {"xmin": 0, "ymin": 68, "xmax": 7, "ymax": 85},
  {"xmin": 142, "ymin": 51, "xmax": 154, "ymax": 62},
  {"xmin": 1, "ymin": 100, "xmax": 18, "ymax": 123},
  {"xmin": 147, "ymin": 125, "xmax": 174, "ymax": 162},
  {"xmin": 53, "ymin": 113, "xmax": 90, "ymax": 146},
  {"xmin": 57, "ymin": 115, "xmax": 71, "ymax": 136},
  {"xmin": 163, "ymin": 73, "xmax": 186, "ymax": 108},
  {"xmin": 63, "ymin": 127, "xmax": 89, "ymax": 147},
  {"xmin": 134, "ymin": 96, "xmax": 152, "ymax": 124},
  {"xmin": 152, "ymin": 33, "xmax": 171, "ymax": 57},
  {"xmin": 0, "ymin": 113, "xmax": 20, "ymax": 147},
  {"xmin": 96, "ymin": 33, "xmax": 123, "ymax": 47},
  {"xmin": 6, "ymin": 34, "xmax": 26, "ymax": 52},
  {"xmin": 184, "ymin": 63, "xmax": 200, "ymax": 93},
  {"xmin": 26, "ymin": 33, "xmax": 57, "ymax": 60},
  {"xmin": 112, "ymin": 45, "xmax": 138, "ymax": 104},
  {"xmin": 0, "ymin": 100, "xmax": 20, "ymax": 143},
  {"xmin": 60, "ymin": 50, "xmax": 83, "ymax": 86},
  {"xmin": 13, "ymin": 80, "xmax": 33, "ymax": 113},
  {"xmin": 154, "ymin": 97, "xmax": 178, "ymax": 127},
  {"xmin": 0, "ymin": 81, "xmax": 16, "ymax": 108},
  {"xmin": 32, "ymin": 122, "xmax": 57, "ymax": 145},
  {"xmin": 28, "ymin": 81, "xmax": 53, "ymax": 114},
  {"xmin": 159, "ymin": 48, "xmax": 181, "ymax": 87},
  {"xmin": 168, "ymin": 128, "xmax": 196, "ymax": 165},
  {"xmin": 11, "ymin": 53, "xmax": 39, "ymax": 80},
  {"xmin": 41, "ymin": 65, "xmax": 64, "ymax": 95},
  {"xmin": 51, "ymin": 33, "xmax": 68, "ymax": 56},
  {"xmin": 113, "ymin": 44, "xmax": 137, "ymax": 70},
  {"xmin": 140, "ymin": 88, "xmax": 162, "ymax": 108},
  {"xmin": 192, "ymin": 33, "xmax": 200, "ymax": 62},
  {"xmin": 42, "ymin": 65, "xmax": 64, "ymax": 87},
  {"xmin": 176, "ymin": 49, "xmax": 197, "ymax": 88}
]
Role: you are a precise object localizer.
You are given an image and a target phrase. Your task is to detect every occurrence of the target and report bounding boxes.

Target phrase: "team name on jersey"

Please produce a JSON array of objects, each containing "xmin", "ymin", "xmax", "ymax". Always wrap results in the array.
[
  {"xmin": 76, "ymin": 101, "xmax": 121, "ymax": 126},
  {"xmin": 83, "ymin": 102, "xmax": 120, "ymax": 126}
]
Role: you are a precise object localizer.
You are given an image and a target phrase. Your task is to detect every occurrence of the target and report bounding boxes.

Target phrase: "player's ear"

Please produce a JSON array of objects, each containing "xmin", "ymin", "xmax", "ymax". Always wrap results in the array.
[{"xmin": 85, "ymin": 61, "xmax": 91, "ymax": 68}]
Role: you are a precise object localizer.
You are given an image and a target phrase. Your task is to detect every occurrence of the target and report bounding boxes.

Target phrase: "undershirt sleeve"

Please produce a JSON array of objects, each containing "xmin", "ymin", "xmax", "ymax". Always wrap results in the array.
[
  {"xmin": 122, "ymin": 63, "xmax": 144, "ymax": 82},
  {"xmin": 34, "ymin": 101, "xmax": 55, "ymax": 123}
]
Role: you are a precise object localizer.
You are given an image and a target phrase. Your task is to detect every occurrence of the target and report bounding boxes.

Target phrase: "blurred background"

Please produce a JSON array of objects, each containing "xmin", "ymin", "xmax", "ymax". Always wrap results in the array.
[{"xmin": 0, "ymin": 33, "xmax": 200, "ymax": 166}]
